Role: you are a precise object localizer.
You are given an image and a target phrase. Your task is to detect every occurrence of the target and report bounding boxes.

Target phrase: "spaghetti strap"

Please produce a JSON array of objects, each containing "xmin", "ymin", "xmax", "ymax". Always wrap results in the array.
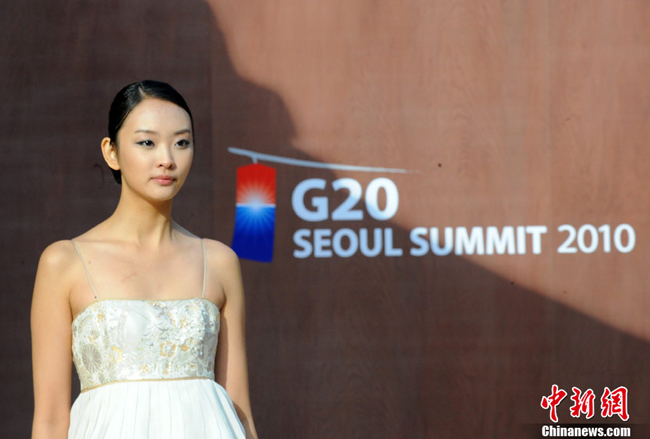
[
  {"xmin": 201, "ymin": 238, "xmax": 207, "ymax": 298},
  {"xmin": 71, "ymin": 240, "xmax": 100, "ymax": 300}
]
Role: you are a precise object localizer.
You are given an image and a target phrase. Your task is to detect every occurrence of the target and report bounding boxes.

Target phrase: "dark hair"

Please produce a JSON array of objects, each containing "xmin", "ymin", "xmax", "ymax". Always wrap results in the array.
[{"xmin": 107, "ymin": 80, "xmax": 194, "ymax": 184}]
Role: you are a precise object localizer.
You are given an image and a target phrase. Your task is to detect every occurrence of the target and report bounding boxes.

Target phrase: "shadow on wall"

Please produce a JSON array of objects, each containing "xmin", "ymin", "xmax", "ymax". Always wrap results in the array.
[{"xmin": 1, "ymin": 0, "xmax": 648, "ymax": 438}]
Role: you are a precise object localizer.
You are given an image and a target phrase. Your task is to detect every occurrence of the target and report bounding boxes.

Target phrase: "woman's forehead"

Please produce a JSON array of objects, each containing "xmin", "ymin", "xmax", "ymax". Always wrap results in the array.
[{"xmin": 122, "ymin": 98, "xmax": 192, "ymax": 134}]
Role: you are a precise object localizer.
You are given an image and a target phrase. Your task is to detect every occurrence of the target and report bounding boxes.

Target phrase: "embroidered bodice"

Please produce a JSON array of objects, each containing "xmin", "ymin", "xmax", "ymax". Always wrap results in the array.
[
  {"xmin": 71, "ymin": 298, "xmax": 220, "ymax": 391},
  {"xmin": 69, "ymin": 238, "xmax": 219, "ymax": 392}
]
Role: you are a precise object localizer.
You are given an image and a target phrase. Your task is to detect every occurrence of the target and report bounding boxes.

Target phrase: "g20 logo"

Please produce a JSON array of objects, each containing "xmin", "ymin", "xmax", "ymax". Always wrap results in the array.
[
  {"xmin": 291, "ymin": 177, "xmax": 404, "ymax": 258},
  {"xmin": 292, "ymin": 177, "xmax": 399, "ymax": 222}
]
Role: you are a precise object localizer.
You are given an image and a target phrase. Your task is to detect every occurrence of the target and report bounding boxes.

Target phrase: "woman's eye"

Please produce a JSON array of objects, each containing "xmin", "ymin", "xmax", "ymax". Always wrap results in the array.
[
  {"xmin": 176, "ymin": 139, "xmax": 191, "ymax": 148},
  {"xmin": 137, "ymin": 140, "xmax": 154, "ymax": 147}
]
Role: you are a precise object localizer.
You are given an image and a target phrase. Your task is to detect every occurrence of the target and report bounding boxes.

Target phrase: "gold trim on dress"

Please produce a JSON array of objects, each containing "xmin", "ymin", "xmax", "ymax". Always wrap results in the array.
[{"xmin": 81, "ymin": 376, "xmax": 213, "ymax": 393}]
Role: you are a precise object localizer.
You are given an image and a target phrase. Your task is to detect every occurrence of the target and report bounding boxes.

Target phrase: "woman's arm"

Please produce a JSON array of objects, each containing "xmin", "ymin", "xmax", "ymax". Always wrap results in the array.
[
  {"xmin": 31, "ymin": 241, "xmax": 75, "ymax": 439},
  {"xmin": 211, "ymin": 242, "xmax": 258, "ymax": 439}
]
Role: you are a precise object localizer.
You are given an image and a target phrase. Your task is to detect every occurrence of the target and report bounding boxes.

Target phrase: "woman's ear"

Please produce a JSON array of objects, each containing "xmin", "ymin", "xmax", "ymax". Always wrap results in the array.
[{"xmin": 101, "ymin": 137, "xmax": 120, "ymax": 171}]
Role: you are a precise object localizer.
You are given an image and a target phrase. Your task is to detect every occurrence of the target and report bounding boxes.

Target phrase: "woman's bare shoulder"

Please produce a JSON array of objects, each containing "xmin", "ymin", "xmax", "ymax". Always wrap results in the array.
[
  {"xmin": 202, "ymin": 239, "xmax": 243, "ymax": 302},
  {"xmin": 39, "ymin": 223, "xmax": 107, "ymax": 268},
  {"xmin": 203, "ymin": 238, "xmax": 239, "ymax": 265},
  {"xmin": 35, "ymin": 240, "xmax": 80, "ymax": 294},
  {"xmin": 39, "ymin": 240, "xmax": 77, "ymax": 269}
]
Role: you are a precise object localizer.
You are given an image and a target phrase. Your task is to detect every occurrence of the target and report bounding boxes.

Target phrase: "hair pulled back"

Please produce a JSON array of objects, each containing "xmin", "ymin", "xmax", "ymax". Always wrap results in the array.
[{"xmin": 107, "ymin": 80, "xmax": 194, "ymax": 184}]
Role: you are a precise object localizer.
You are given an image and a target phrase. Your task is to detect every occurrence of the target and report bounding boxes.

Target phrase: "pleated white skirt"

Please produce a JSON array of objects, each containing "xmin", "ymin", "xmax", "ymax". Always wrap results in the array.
[{"xmin": 68, "ymin": 378, "xmax": 245, "ymax": 439}]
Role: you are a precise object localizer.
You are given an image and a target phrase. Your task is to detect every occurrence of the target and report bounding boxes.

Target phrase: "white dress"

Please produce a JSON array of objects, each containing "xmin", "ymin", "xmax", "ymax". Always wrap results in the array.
[{"xmin": 68, "ymin": 239, "xmax": 245, "ymax": 439}]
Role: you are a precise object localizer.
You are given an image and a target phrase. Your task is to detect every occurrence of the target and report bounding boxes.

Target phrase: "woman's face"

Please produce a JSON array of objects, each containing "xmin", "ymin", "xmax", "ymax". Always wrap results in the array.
[{"xmin": 112, "ymin": 98, "xmax": 194, "ymax": 202}]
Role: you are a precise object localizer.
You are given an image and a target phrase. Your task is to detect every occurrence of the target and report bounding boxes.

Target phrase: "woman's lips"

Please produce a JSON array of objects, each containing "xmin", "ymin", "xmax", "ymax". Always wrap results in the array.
[{"xmin": 152, "ymin": 175, "xmax": 175, "ymax": 185}]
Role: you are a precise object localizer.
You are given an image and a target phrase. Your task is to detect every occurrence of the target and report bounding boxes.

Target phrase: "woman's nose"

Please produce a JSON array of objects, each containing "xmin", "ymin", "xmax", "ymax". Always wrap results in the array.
[{"xmin": 158, "ymin": 146, "xmax": 175, "ymax": 168}]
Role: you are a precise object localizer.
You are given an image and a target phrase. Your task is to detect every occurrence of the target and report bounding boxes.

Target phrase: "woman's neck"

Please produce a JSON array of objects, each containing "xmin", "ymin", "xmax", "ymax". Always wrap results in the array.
[{"xmin": 106, "ymin": 189, "xmax": 178, "ymax": 248}]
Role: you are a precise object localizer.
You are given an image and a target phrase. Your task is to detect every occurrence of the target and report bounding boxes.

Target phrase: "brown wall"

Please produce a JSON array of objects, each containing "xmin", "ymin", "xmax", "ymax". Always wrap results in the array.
[{"xmin": 2, "ymin": 1, "xmax": 649, "ymax": 437}]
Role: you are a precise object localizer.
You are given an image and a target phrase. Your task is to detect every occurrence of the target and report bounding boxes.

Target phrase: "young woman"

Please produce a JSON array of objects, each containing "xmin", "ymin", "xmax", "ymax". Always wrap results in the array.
[{"xmin": 31, "ymin": 80, "xmax": 258, "ymax": 439}]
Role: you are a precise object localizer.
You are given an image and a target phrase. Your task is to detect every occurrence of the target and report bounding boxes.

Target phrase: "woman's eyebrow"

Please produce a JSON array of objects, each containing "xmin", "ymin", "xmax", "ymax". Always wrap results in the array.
[
  {"xmin": 133, "ymin": 128, "xmax": 191, "ymax": 135},
  {"xmin": 134, "ymin": 128, "xmax": 157, "ymax": 134}
]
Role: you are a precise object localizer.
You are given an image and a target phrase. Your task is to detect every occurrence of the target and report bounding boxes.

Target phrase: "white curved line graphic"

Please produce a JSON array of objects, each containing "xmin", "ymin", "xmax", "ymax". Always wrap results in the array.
[{"xmin": 228, "ymin": 147, "xmax": 412, "ymax": 173}]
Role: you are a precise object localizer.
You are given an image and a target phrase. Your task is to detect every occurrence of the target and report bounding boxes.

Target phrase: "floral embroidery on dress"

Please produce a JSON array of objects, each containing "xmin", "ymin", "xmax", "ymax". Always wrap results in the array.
[
  {"xmin": 71, "ymin": 298, "xmax": 219, "ymax": 391},
  {"xmin": 80, "ymin": 345, "xmax": 102, "ymax": 373}
]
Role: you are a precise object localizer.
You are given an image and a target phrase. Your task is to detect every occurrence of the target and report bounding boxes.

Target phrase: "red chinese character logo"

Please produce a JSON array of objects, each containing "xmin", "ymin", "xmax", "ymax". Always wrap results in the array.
[
  {"xmin": 541, "ymin": 384, "xmax": 567, "ymax": 423},
  {"xmin": 569, "ymin": 387, "xmax": 595, "ymax": 419},
  {"xmin": 601, "ymin": 386, "xmax": 629, "ymax": 421}
]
